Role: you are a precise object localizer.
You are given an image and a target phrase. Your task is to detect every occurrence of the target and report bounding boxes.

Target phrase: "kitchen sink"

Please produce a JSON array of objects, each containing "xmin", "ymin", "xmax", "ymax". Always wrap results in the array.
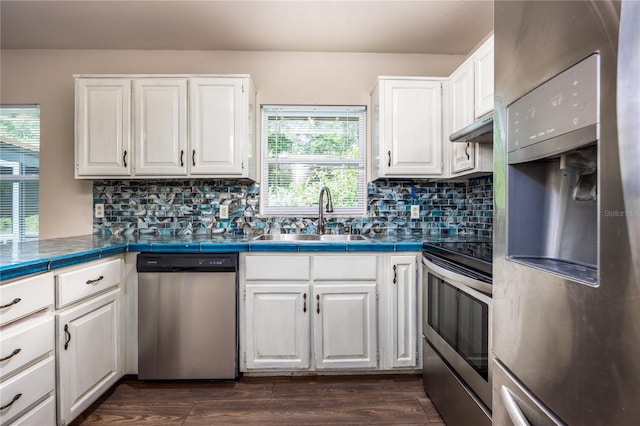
[{"xmin": 252, "ymin": 234, "xmax": 369, "ymax": 242}]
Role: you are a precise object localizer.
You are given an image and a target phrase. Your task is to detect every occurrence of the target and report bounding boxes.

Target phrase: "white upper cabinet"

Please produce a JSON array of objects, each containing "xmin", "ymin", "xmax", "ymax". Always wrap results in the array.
[
  {"xmin": 189, "ymin": 77, "xmax": 255, "ymax": 177},
  {"xmin": 133, "ymin": 78, "xmax": 188, "ymax": 176},
  {"xmin": 74, "ymin": 74, "xmax": 256, "ymax": 179},
  {"xmin": 473, "ymin": 35, "xmax": 494, "ymax": 118},
  {"xmin": 75, "ymin": 79, "xmax": 131, "ymax": 177},
  {"xmin": 449, "ymin": 59, "xmax": 476, "ymax": 174},
  {"xmin": 372, "ymin": 78, "xmax": 443, "ymax": 179}
]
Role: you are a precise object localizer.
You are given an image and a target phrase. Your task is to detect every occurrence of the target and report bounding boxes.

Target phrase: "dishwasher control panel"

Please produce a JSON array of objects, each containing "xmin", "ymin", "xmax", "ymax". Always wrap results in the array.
[{"xmin": 137, "ymin": 253, "xmax": 238, "ymax": 273}]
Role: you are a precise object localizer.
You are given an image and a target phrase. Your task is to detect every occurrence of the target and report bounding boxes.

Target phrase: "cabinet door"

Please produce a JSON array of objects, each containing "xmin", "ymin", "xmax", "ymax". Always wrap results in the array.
[
  {"xmin": 57, "ymin": 289, "xmax": 122, "ymax": 425},
  {"xmin": 75, "ymin": 78, "xmax": 131, "ymax": 177},
  {"xmin": 244, "ymin": 284, "xmax": 310, "ymax": 369},
  {"xmin": 382, "ymin": 80, "xmax": 442, "ymax": 176},
  {"xmin": 449, "ymin": 60, "xmax": 476, "ymax": 174},
  {"xmin": 189, "ymin": 78, "xmax": 244, "ymax": 176},
  {"xmin": 134, "ymin": 78, "xmax": 187, "ymax": 176},
  {"xmin": 389, "ymin": 255, "xmax": 417, "ymax": 368},
  {"xmin": 474, "ymin": 36, "xmax": 494, "ymax": 118},
  {"xmin": 313, "ymin": 283, "xmax": 377, "ymax": 369}
]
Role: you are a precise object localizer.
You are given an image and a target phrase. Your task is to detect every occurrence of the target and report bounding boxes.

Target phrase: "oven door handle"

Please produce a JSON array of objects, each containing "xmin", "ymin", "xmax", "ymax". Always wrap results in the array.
[
  {"xmin": 423, "ymin": 257, "xmax": 492, "ymax": 296},
  {"xmin": 501, "ymin": 385, "xmax": 531, "ymax": 426}
]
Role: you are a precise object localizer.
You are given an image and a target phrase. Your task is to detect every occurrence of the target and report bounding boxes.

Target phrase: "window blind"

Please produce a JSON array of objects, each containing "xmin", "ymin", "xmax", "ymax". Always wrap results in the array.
[
  {"xmin": 261, "ymin": 105, "xmax": 366, "ymax": 216},
  {"xmin": 0, "ymin": 106, "xmax": 40, "ymax": 241}
]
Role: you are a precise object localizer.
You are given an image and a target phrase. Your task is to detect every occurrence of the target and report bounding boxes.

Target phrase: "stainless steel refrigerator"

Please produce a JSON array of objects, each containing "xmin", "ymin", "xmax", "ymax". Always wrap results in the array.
[{"xmin": 493, "ymin": 1, "xmax": 640, "ymax": 425}]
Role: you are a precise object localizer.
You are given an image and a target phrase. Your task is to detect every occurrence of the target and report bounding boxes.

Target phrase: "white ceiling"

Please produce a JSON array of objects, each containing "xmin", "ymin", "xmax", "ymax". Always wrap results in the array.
[{"xmin": 0, "ymin": 1, "xmax": 494, "ymax": 54}]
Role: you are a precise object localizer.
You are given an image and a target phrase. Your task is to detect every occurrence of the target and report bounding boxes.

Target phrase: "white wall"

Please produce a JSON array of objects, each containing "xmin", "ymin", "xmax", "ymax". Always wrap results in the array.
[{"xmin": 0, "ymin": 49, "xmax": 464, "ymax": 239}]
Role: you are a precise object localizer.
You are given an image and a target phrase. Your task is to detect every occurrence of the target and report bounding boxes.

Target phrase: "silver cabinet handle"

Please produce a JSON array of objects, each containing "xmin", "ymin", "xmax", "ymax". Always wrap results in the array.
[
  {"xmin": 393, "ymin": 264, "xmax": 397, "ymax": 284},
  {"xmin": 86, "ymin": 275, "xmax": 104, "ymax": 285},
  {"xmin": 0, "ymin": 393, "xmax": 22, "ymax": 410},
  {"xmin": 0, "ymin": 298, "xmax": 21, "ymax": 309},
  {"xmin": 387, "ymin": 150, "xmax": 391, "ymax": 167},
  {"xmin": 0, "ymin": 348, "xmax": 21, "ymax": 362},
  {"xmin": 500, "ymin": 386, "xmax": 531, "ymax": 426},
  {"xmin": 303, "ymin": 293, "xmax": 307, "ymax": 313},
  {"xmin": 64, "ymin": 324, "xmax": 71, "ymax": 350}
]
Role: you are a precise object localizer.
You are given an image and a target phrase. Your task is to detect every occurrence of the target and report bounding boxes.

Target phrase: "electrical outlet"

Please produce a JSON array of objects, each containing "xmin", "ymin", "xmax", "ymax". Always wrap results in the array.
[
  {"xmin": 220, "ymin": 205, "xmax": 229, "ymax": 219},
  {"xmin": 95, "ymin": 204, "xmax": 105, "ymax": 218},
  {"xmin": 410, "ymin": 205, "xmax": 420, "ymax": 219}
]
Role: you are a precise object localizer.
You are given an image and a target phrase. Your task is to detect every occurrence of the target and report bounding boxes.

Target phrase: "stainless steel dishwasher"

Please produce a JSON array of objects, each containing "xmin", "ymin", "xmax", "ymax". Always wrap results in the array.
[{"xmin": 137, "ymin": 253, "xmax": 238, "ymax": 380}]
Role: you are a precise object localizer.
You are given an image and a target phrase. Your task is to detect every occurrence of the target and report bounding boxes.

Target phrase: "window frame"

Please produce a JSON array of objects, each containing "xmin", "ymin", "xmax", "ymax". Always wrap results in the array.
[
  {"xmin": 0, "ymin": 105, "xmax": 40, "ymax": 242},
  {"xmin": 260, "ymin": 105, "xmax": 367, "ymax": 217}
]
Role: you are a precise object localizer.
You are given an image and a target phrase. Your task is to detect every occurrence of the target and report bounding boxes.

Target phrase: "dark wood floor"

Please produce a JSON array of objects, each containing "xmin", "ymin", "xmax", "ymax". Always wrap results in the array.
[{"xmin": 71, "ymin": 374, "xmax": 445, "ymax": 425}]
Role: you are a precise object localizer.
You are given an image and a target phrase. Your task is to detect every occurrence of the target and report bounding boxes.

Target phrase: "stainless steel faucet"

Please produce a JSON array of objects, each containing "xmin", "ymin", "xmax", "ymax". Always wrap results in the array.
[{"xmin": 318, "ymin": 186, "xmax": 334, "ymax": 234}]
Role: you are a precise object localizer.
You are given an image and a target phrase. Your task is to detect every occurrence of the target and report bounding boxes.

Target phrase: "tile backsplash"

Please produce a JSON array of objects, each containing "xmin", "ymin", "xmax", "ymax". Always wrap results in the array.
[{"xmin": 93, "ymin": 176, "xmax": 493, "ymax": 238}]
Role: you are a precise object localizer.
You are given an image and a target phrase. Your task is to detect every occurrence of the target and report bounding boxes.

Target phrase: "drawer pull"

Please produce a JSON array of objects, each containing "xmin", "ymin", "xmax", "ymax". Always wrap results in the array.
[
  {"xmin": 86, "ymin": 276, "xmax": 104, "ymax": 285},
  {"xmin": 0, "ymin": 348, "xmax": 21, "ymax": 362},
  {"xmin": 64, "ymin": 324, "xmax": 71, "ymax": 350},
  {"xmin": 0, "ymin": 393, "xmax": 22, "ymax": 410},
  {"xmin": 0, "ymin": 298, "xmax": 21, "ymax": 309}
]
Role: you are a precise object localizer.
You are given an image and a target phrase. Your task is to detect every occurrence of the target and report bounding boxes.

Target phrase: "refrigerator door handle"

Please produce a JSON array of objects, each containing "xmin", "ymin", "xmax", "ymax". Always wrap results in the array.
[
  {"xmin": 501, "ymin": 385, "xmax": 531, "ymax": 426},
  {"xmin": 618, "ymin": 0, "xmax": 640, "ymax": 282}
]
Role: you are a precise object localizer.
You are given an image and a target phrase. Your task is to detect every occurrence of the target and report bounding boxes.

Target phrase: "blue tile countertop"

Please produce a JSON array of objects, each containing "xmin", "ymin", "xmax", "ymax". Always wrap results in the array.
[{"xmin": 0, "ymin": 233, "xmax": 489, "ymax": 281}]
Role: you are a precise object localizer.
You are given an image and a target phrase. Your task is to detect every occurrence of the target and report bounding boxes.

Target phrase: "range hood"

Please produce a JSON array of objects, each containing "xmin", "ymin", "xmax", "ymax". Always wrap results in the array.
[{"xmin": 449, "ymin": 114, "xmax": 493, "ymax": 143}]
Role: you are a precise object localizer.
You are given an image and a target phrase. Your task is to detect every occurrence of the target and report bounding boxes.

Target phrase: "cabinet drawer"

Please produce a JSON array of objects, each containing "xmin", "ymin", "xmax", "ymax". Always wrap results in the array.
[
  {"xmin": 11, "ymin": 395, "xmax": 55, "ymax": 426},
  {"xmin": 56, "ymin": 258, "xmax": 121, "ymax": 308},
  {"xmin": 0, "ymin": 356, "xmax": 55, "ymax": 425},
  {"xmin": 245, "ymin": 256, "xmax": 310, "ymax": 280},
  {"xmin": 0, "ymin": 316, "xmax": 54, "ymax": 379},
  {"xmin": 0, "ymin": 273, "xmax": 53, "ymax": 327},
  {"xmin": 314, "ymin": 256, "xmax": 377, "ymax": 280}
]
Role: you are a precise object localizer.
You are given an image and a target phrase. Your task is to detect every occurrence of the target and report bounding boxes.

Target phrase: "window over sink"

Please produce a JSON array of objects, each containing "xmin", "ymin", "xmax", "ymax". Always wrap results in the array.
[
  {"xmin": 261, "ymin": 105, "xmax": 366, "ymax": 216},
  {"xmin": 0, "ymin": 105, "xmax": 40, "ymax": 242}
]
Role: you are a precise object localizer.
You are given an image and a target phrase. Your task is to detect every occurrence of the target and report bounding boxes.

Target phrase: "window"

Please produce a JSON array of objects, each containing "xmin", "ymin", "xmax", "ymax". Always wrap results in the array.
[
  {"xmin": 0, "ymin": 106, "xmax": 40, "ymax": 242},
  {"xmin": 261, "ymin": 105, "xmax": 366, "ymax": 216}
]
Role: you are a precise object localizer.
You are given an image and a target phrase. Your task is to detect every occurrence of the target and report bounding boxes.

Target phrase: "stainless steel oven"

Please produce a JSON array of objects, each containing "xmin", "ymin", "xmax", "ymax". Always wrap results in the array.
[{"xmin": 422, "ymin": 242, "xmax": 492, "ymax": 426}]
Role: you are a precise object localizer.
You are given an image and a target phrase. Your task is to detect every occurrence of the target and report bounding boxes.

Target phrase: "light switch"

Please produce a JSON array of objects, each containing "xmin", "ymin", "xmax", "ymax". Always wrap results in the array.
[
  {"xmin": 410, "ymin": 205, "xmax": 420, "ymax": 219},
  {"xmin": 220, "ymin": 205, "xmax": 229, "ymax": 219}
]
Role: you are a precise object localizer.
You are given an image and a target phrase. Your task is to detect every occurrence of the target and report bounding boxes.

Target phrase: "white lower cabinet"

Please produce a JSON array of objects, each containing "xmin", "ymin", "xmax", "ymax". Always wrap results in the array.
[
  {"xmin": 57, "ymin": 288, "xmax": 122, "ymax": 425},
  {"xmin": 0, "ymin": 272, "xmax": 55, "ymax": 426},
  {"xmin": 388, "ymin": 255, "xmax": 418, "ymax": 368},
  {"xmin": 244, "ymin": 284, "xmax": 310, "ymax": 369},
  {"xmin": 241, "ymin": 253, "xmax": 419, "ymax": 373},
  {"xmin": 313, "ymin": 283, "xmax": 377, "ymax": 369},
  {"xmin": 55, "ymin": 257, "xmax": 124, "ymax": 425}
]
